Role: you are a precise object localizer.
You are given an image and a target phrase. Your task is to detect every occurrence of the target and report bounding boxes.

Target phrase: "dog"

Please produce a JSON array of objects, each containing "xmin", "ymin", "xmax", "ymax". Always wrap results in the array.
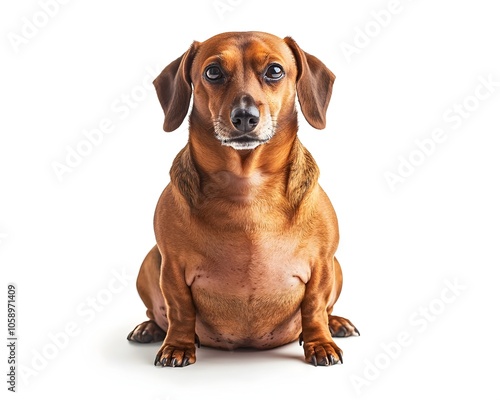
[{"xmin": 127, "ymin": 31, "xmax": 359, "ymax": 367}]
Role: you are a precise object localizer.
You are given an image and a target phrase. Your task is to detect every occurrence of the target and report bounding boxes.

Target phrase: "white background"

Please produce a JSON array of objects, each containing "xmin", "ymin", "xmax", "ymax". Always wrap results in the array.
[{"xmin": 1, "ymin": 0, "xmax": 500, "ymax": 398}]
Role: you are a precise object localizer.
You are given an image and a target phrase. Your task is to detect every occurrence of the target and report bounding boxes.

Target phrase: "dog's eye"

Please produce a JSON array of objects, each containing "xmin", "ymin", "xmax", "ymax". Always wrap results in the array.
[
  {"xmin": 205, "ymin": 66, "xmax": 224, "ymax": 82},
  {"xmin": 264, "ymin": 64, "xmax": 285, "ymax": 81}
]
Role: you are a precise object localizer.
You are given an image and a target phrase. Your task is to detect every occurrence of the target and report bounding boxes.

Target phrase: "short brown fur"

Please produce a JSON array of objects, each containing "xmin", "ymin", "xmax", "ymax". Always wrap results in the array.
[{"xmin": 127, "ymin": 31, "xmax": 358, "ymax": 367}]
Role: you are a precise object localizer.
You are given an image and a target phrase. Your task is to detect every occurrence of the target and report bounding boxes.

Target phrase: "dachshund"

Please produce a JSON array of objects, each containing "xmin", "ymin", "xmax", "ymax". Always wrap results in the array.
[{"xmin": 127, "ymin": 31, "xmax": 359, "ymax": 367}]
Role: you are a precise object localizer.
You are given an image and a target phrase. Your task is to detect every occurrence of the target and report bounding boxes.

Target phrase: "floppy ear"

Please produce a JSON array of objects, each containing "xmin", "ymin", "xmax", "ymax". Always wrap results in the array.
[
  {"xmin": 284, "ymin": 37, "xmax": 335, "ymax": 130},
  {"xmin": 153, "ymin": 41, "xmax": 200, "ymax": 132}
]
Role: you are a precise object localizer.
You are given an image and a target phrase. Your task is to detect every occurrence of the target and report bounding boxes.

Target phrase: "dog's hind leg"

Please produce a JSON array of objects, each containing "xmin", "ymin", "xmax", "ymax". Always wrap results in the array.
[
  {"xmin": 127, "ymin": 245, "xmax": 168, "ymax": 343},
  {"xmin": 327, "ymin": 258, "xmax": 360, "ymax": 338}
]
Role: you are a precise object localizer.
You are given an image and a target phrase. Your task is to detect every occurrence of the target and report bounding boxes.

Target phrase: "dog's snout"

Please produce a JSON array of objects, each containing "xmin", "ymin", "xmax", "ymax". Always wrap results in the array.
[{"xmin": 230, "ymin": 106, "xmax": 260, "ymax": 133}]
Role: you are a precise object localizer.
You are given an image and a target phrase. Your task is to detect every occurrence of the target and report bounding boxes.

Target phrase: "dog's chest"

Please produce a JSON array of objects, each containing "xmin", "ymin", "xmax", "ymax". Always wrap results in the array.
[
  {"xmin": 189, "ymin": 232, "xmax": 310, "ymax": 293},
  {"xmin": 187, "ymin": 170, "xmax": 313, "ymax": 297}
]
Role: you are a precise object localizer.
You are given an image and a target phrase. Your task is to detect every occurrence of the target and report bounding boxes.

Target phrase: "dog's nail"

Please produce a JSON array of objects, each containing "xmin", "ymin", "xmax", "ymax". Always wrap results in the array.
[
  {"xmin": 328, "ymin": 354, "xmax": 336, "ymax": 365},
  {"xmin": 181, "ymin": 356, "xmax": 190, "ymax": 367},
  {"xmin": 171, "ymin": 358, "xmax": 178, "ymax": 368},
  {"xmin": 338, "ymin": 353, "xmax": 343, "ymax": 364},
  {"xmin": 311, "ymin": 355, "xmax": 317, "ymax": 367},
  {"xmin": 354, "ymin": 327, "xmax": 361, "ymax": 336}
]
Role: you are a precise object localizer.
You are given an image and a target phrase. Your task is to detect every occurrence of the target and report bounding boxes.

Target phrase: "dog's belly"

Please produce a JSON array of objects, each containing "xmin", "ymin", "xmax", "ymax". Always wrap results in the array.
[
  {"xmin": 189, "ymin": 242, "xmax": 309, "ymax": 349},
  {"xmin": 192, "ymin": 284, "xmax": 305, "ymax": 349}
]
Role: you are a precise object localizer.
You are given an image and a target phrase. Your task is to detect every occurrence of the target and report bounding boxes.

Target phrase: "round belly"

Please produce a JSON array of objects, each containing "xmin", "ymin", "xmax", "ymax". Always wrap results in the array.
[
  {"xmin": 192, "ymin": 283, "xmax": 305, "ymax": 349},
  {"xmin": 186, "ymin": 231, "xmax": 310, "ymax": 349}
]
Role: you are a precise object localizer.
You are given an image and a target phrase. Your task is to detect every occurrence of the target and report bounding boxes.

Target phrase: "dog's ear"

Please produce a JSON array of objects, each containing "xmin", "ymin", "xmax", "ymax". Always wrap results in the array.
[
  {"xmin": 153, "ymin": 41, "xmax": 200, "ymax": 132},
  {"xmin": 284, "ymin": 37, "xmax": 335, "ymax": 130}
]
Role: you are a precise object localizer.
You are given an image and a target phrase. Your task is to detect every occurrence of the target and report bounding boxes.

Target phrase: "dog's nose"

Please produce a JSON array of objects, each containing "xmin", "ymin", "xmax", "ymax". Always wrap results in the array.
[{"xmin": 230, "ymin": 105, "xmax": 260, "ymax": 133}]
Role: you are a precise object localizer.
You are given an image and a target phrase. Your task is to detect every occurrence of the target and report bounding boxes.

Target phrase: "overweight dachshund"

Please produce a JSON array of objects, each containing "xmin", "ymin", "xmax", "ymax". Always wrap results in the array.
[{"xmin": 127, "ymin": 31, "xmax": 359, "ymax": 367}]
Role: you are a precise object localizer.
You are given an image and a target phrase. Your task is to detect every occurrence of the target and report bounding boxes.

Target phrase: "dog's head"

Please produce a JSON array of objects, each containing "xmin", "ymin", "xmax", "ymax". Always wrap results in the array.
[{"xmin": 153, "ymin": 32, "xmax": 335, "ymax": 151}]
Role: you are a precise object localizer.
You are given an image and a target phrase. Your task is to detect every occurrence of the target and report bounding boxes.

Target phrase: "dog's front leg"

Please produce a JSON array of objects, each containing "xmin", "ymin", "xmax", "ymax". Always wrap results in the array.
[
  {"xmin": 154, "ymin": 258, "xmax": 198, "ymax": 368},
  {"xmin": 300, "ymin": 260, "xmax": 343, "ymax": 366}
]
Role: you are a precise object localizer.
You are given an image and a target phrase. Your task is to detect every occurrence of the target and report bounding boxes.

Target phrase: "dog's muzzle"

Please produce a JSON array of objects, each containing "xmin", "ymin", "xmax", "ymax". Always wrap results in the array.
[{"xmin": 215, "ymin": 95, "xmax": 275, "ymax": 151}]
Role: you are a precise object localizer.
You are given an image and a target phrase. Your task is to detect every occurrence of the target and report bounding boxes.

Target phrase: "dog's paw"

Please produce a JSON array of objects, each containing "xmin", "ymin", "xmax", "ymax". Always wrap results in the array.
[
  {"xmin": 127, "ymin": 320, "xmax": 166, "ymax": 343},
  {"xmin": 303, "ymin": 341, "xmax": 343, "ymax": 366},
  {"xmin": 154, "ymin": 342, "xmax": 197, "ymax": 368},
  {"xmin": 328, "ymin": 315, "xmax": 360, "ymax": 337}
]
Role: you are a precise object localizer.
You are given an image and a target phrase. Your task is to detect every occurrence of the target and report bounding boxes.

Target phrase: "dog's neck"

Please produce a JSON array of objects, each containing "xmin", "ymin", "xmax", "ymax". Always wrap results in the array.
[{"xmin": 188, "ymin": 119, "xmax": 298, "ymax": 179}]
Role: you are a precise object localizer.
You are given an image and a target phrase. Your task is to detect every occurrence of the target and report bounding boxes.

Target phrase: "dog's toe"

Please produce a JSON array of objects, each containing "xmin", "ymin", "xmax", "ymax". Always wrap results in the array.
[
  {"xmin": 154, "ymin": 343, "xmax": 196, "ymax": 368},
  {"xmin": 328, "ymin": 315, "xmax": 360, "ymax": 337},
  {"xmin": 127, "ymin": 320, "xmax": 166, "ymax": 343},
  {"xmin": 303, "ymin": 341, "xmax": 343, "ymax": 367}
]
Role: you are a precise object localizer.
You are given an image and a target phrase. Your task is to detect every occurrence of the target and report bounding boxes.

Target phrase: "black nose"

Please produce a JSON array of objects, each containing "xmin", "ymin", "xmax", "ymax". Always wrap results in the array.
[{"xmin": 230, "ymin": 105, "xmax": 260, "ymax": 133}]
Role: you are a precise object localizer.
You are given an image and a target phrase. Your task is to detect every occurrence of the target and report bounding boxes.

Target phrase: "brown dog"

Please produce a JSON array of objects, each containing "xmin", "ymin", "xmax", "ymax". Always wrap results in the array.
[{"xmin": 127, "ymin": 31, "xmax": 359, "ymax": 367}]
